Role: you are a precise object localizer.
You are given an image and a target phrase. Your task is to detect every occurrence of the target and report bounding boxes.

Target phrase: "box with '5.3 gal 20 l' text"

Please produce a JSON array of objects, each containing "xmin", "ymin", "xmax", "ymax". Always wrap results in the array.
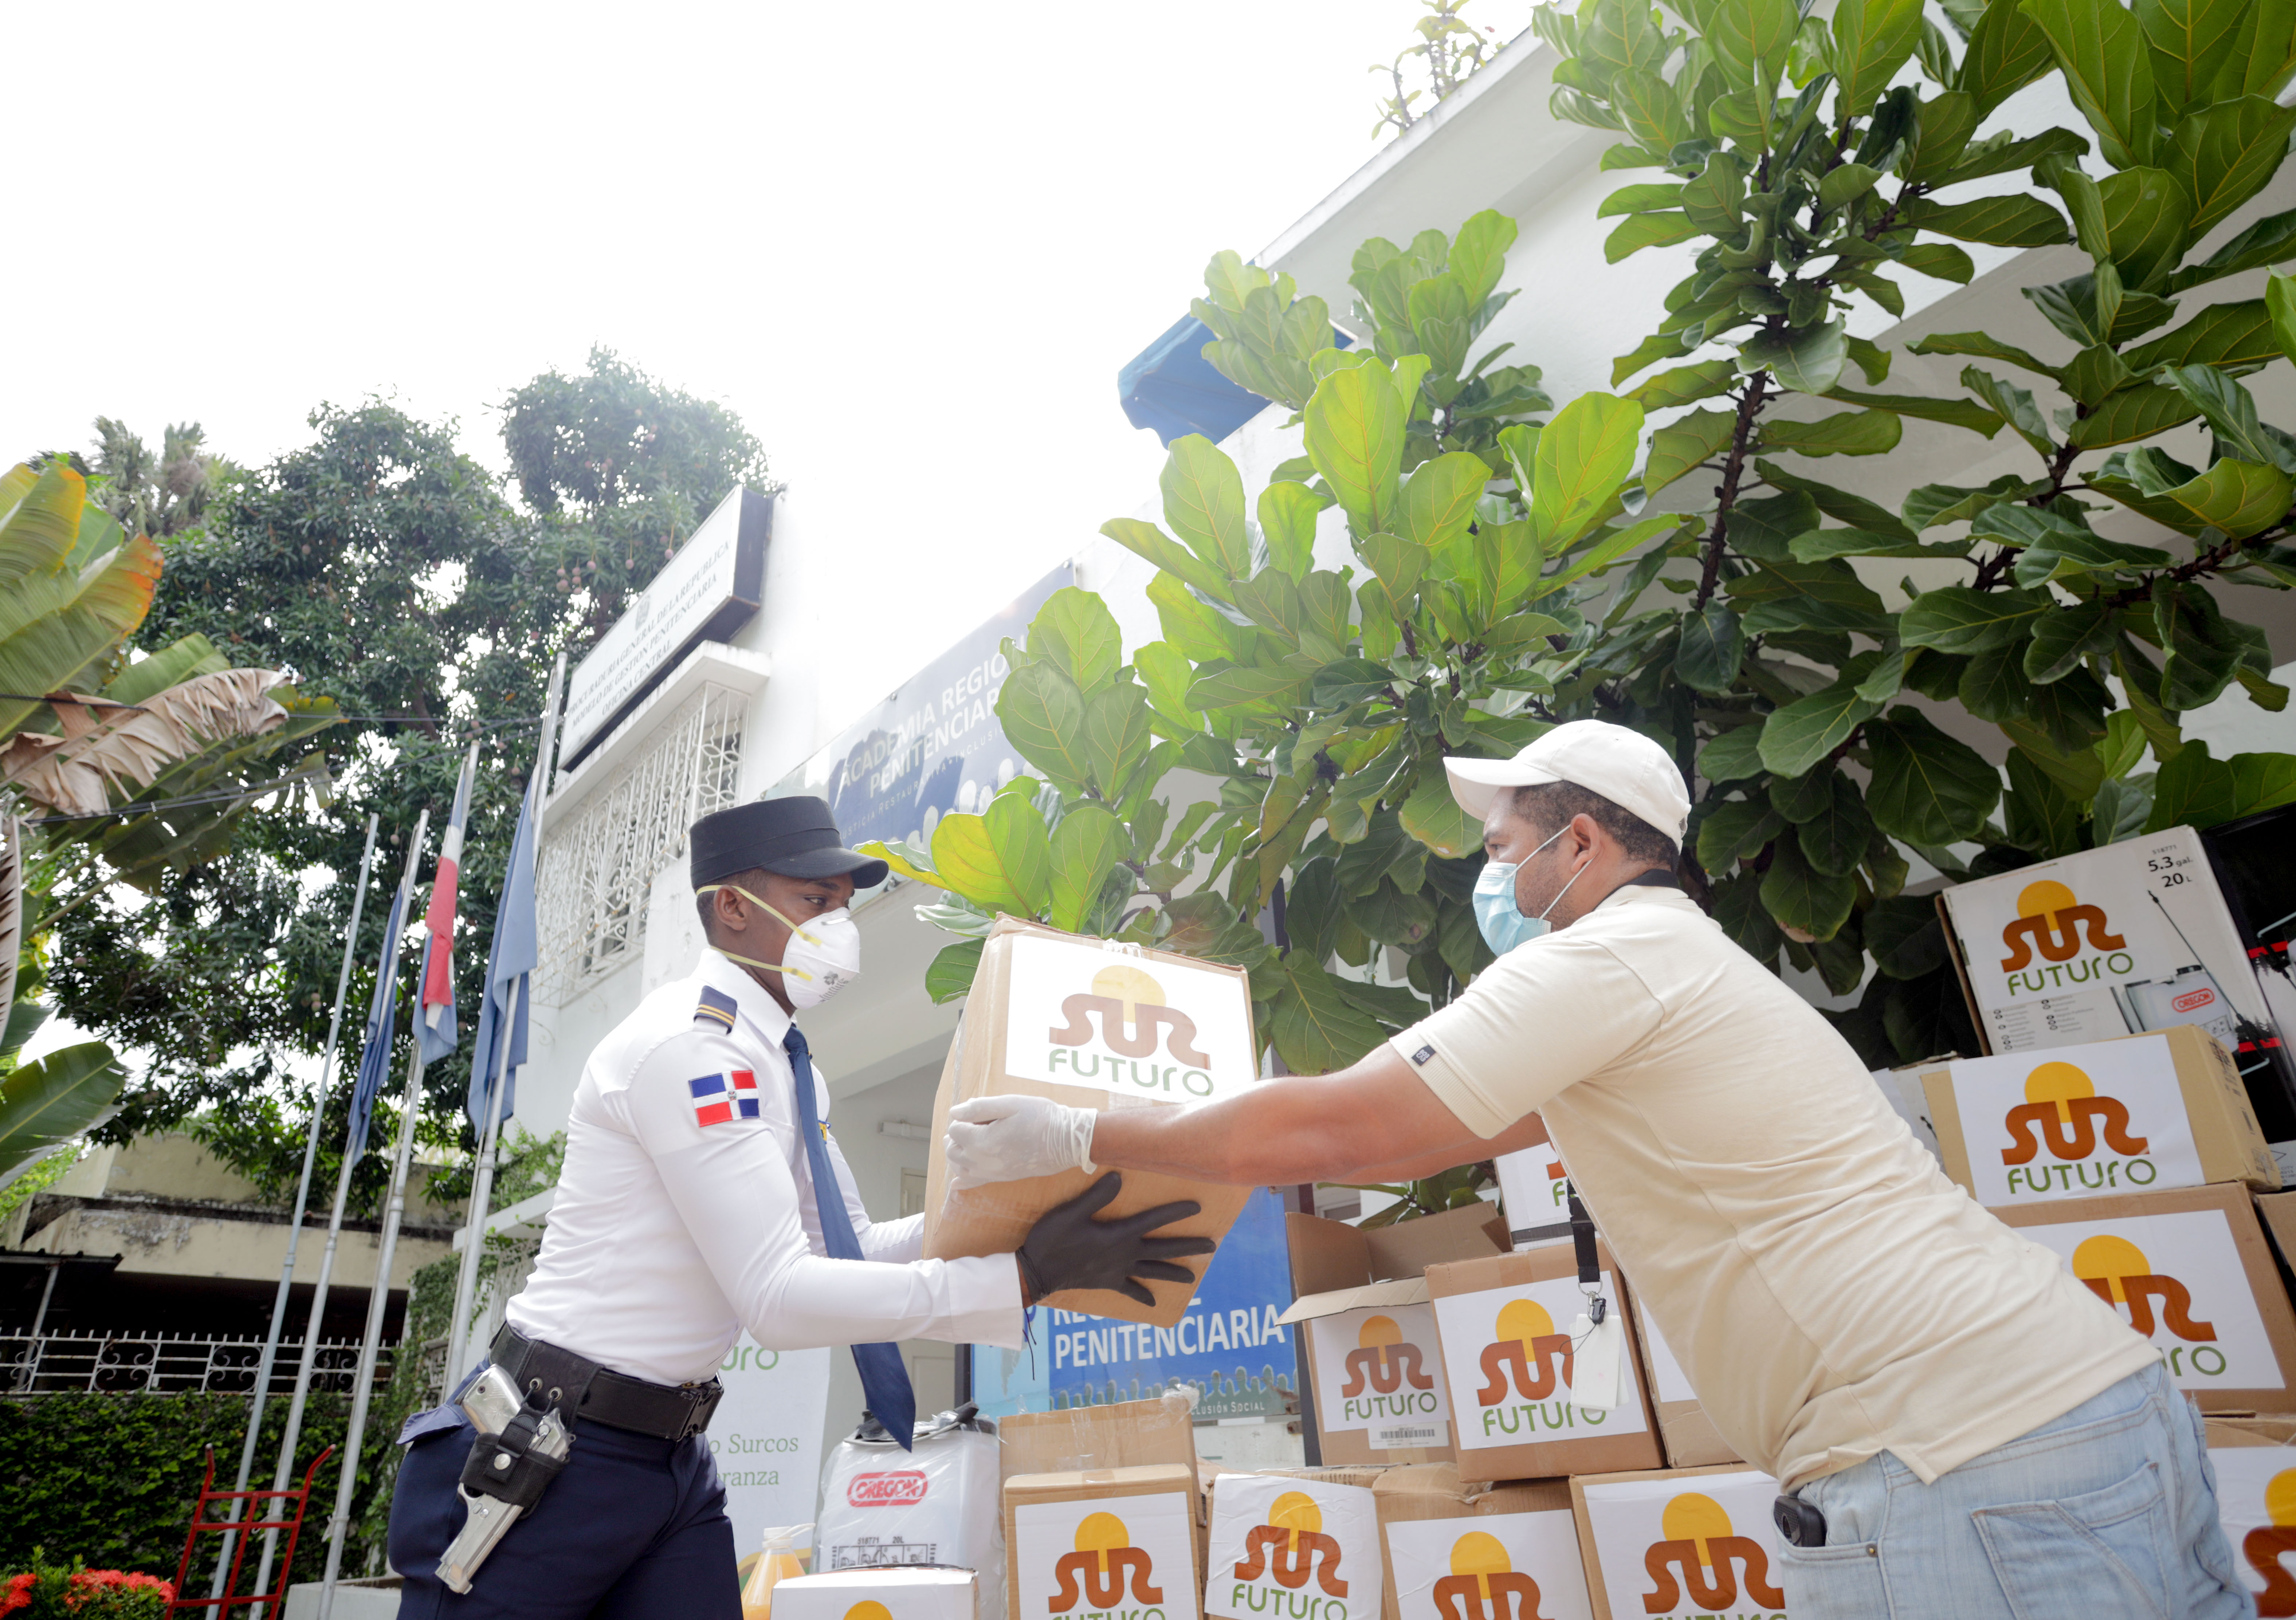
[
  {"xmin": 1922, "ymin": 1026, "xmax": 2277, "ymax": 1207},
  {"xmin": 1424, "ymin": 1244, "xmax": 1663, "ymax": 1485},
  {"xmin": 1990, "ymin": 1182, "xmax": 2296, "ymax": 1409},
  {"xmin": 925, "ymin": 916, "xmax": 1257, "ymax": 1326}
]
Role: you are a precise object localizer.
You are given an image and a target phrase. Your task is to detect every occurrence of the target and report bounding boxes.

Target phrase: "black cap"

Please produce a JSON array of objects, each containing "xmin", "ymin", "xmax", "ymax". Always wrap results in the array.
[{"xmin": 690, "ymin": 796, "xmax": 889, "ymax": 890}]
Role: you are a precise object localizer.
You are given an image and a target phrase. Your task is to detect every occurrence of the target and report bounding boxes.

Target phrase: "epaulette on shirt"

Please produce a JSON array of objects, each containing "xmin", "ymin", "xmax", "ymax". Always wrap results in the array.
[{"xmin": 694, "ymin": 985, "xmax": 739, "ymax": 1032}]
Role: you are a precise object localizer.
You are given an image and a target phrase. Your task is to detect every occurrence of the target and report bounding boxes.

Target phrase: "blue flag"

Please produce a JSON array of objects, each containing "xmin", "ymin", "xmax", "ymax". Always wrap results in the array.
[
  {"xmin": 468, "ymin": 780, "xmax": 538, "ymax": 1134},
  {"xmin": 346, "ymin": 884, "xmax": 409, "ymax": 1165}
]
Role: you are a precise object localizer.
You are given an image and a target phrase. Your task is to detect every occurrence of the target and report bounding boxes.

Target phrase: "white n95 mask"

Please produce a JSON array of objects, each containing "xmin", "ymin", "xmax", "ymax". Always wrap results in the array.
[{"xmin": 697, "ymin": 883, "xmax": 862, "ymax": 1007}]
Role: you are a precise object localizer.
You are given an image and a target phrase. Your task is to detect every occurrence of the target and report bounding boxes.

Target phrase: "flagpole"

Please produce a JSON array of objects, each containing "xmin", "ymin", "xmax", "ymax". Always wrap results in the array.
[
  {"xmin": 307, "ymin": 807, "xmax": 428, "ymax": 1620},
  {"xmin": 211, "ymin": 813, "xmax": 380, "ymax": 1601},
  {"xmin": 443, "ymin": 656, "xmax": 564, "ymax": 1388}
]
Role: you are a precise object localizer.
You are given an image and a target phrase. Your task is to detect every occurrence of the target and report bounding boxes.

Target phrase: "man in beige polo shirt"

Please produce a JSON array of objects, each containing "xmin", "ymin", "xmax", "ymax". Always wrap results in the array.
[{"xmin": 946, "ymin": 720, "xmax": 2245, "ymax": 1618}]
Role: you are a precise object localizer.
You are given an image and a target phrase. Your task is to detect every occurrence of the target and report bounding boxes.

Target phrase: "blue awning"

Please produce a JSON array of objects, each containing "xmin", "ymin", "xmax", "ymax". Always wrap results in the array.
[{"xmin": 1116, "ymin": 315, "xmax": 1354, "ymax": 448}]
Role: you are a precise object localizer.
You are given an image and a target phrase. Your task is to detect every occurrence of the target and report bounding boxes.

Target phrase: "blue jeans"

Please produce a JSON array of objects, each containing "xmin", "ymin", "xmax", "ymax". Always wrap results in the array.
[{"xmin": 1779, "ymin": 1363, "xmax": 2245, "ymax": 1618}]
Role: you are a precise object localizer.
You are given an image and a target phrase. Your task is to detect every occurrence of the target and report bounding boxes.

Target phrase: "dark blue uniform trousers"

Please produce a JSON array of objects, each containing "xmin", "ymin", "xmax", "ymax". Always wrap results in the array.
[{"xmin": 388, "ymin": 1393, "xmax": 740, "ymax": 1620}]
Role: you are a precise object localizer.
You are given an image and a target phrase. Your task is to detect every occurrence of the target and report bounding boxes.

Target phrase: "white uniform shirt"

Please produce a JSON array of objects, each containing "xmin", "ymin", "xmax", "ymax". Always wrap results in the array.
[{"xmin": 509, "ymin": 949, "xmax": 1024, "ymax": 1387}]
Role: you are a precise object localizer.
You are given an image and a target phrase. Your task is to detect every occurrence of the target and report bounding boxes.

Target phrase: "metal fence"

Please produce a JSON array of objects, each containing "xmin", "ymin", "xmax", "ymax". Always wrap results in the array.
[{"xmin": 0, "ymin": 1330, "xmax": 394, "ymax": 1396}]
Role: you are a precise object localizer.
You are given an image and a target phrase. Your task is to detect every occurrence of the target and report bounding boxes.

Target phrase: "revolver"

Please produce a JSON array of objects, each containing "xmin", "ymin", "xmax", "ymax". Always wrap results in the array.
[{"xmin": 438, "ymin": 1364, "xmax": 572, "ymax": 1593}]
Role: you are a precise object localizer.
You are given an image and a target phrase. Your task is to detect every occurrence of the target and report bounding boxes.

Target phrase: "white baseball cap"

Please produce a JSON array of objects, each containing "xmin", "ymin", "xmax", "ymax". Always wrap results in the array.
[{"xmin": 1445, "ymin": 720, "xmax": 1691, "ymax": 843}]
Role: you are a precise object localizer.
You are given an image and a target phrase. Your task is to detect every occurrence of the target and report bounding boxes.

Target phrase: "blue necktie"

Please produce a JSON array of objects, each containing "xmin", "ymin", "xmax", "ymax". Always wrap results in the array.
[{"xmin": 785, "ymin": 1024, "xmax": 917, "ymax": 1449}]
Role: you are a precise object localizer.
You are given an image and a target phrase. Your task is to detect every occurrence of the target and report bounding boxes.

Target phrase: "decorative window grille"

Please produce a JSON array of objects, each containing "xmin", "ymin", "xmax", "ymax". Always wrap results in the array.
[
  {"xmin": 535, "ymin": 685, "xmax": 745, "ymax": 1001},
  {"xmin": 0, "ymin": 1330, "xmax": 382, "ymax": 1396}
]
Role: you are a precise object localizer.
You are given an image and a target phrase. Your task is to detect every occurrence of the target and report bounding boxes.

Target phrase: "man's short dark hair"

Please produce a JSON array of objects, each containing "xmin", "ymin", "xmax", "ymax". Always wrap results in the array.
[
  {"xmin": 1509, "ymin": 782, "xmax": 1679, "ymax": 870},
  {"xmin": 694, "ymin": 865, "xmax": 776, "ymax": 936}
]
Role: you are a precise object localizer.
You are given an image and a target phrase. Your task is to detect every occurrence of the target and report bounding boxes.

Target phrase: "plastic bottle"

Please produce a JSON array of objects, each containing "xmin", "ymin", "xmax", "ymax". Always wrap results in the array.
[{"xmin": 740, "ymin": 1525, "xmax": 808, "ymax": 1620}]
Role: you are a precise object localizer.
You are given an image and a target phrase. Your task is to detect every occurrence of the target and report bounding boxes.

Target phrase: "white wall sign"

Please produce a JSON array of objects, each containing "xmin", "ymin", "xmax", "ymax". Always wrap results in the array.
[
  {"xmin": 1305, "ymin": 1303, "xmax": 1451, "ymax": 1448},
  {"xmin": 1384, "ymin": 1510, "xmax": 1593, "ymax": 1620},
  {"xmin": 1002, "ymin": 935, "xmax": 1256, "ymax": 1104},
  {"xmin": 1429, "ymin": 1273, "xmax": 1650, "ymax": 1454},
  {"xmin": 2209, "ymin": 1446, "xmax": 2296, "ymax": 1612},
  {"xmin": 1943, "ymin": 1035, "xmax": 2199, "ymax": 1206},
  {"xmin": 1011, "ymin": 1491, "xmax": 1200, "ymax": 1620},
  {"xmin": 1204, "ymin": 1473, "xmax": 1382, "ymax": 1620},
  {"xmin": 2015, "ymin": 1207, "xmax": 2282, "ymax": 1389},
  {"xmin": 1579, "ymin": 1470, "xmax": 1784, "ymax": 1620},
  {"xmin": 562, "ymin": 486, "xmax": 769, "ymax": 762},
  {"xmin": 707, "ymin": 1338, "xmax": 832, "ymax": 1558}
]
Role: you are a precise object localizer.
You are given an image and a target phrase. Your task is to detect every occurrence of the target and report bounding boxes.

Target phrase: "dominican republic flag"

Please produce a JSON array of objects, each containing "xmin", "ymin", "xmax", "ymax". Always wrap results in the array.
[
  {"xmin": 690, "ymin": 1069, "xmax": 760, "ymax": 1128},
  {"xmin": 415, "ymin": 745, "xmax": 478, "ymax": 1066}
]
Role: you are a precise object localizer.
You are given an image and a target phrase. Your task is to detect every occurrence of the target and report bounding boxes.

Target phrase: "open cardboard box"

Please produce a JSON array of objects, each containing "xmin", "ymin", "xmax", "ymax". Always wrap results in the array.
[
  {"xmin": 1922, "ymin": 1026, "xmax": 2278, "ymax": 1210},
  {"xmin": 1991, "ymin": 1182, "xmax": 2296, "ymax": 1411},
  {"xmin": 1628, "ymin": 1295, "xmax": 1742, "ymax": 1469},
  {"xmin": 1278, "ymin": 1203, "xmax": 1510, "ymax": 1466},
  {"xmin": 1373, "ymin": 1465, "xmax": 1587, "ymax": 1620},
  {"xmin": 925, "ymin": 916, "xmax": 1256, "ymax": 1326},
  {"xmin": 1425, "ymin": 1241, "xmax": 1663, "ymax": 1485},
  {"xmin": 998, "ymin": 1397, "xmax": 1204, "ymax": 1521}
]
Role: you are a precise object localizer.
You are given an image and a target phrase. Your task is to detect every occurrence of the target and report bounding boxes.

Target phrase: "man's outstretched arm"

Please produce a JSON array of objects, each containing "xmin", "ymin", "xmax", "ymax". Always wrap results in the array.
[{"xmin": 947, "ymin": 1043, "xmax": 1547, "ymax": 1191}]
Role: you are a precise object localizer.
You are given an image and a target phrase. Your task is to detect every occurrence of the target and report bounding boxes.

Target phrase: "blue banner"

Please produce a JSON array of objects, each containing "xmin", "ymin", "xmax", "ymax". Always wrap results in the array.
[{"xmin": 972, "ymin": 1187, "xmax": 1297, "ymax": 1420}]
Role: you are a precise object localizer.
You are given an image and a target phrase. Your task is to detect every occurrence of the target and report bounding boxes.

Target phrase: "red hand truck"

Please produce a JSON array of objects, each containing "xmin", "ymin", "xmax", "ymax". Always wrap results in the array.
[{"xmin": 165, "ymin": 1445, "xmax": 336, "ymax": 1616}]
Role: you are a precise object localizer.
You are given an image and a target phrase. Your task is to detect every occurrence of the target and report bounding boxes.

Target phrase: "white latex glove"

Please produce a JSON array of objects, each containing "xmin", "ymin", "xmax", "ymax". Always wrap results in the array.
[{"xmin": 946, "ymin": 1094, "xmax": 1096, "ymax": 1189}]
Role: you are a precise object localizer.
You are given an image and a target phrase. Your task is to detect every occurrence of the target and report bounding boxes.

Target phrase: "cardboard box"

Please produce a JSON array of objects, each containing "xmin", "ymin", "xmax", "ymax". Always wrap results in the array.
[
  {"xmin": 1373, "ymin": 1466, "xmax": 1590, "ymax": 1620},
  {"xmin": 2258, "ymin": 1191, "xmax": 2296, "ymax": 1275},
  {"xmin": 925, "ymin": 917, "xmax": 1257, "ymax": 1325},
  {"xmin": 1280, "ymin": 1204, "xmax": 1508, "ymax": 1467},
  {"xmin": 2204, "ymin": 1413, "xmax": 2296, "ymax": 1446},
  {"xmin": 2202, "ymin": 1431, "xmax": 2296, "ymax": 1611},
  {"xmin": 1992, "ymin": 1183, "xmax": 2296, "ymax": 1410},
  {"xmin": 996, "ymin": 1396, "xmax": 1200, "ymax": 1493},
  {"xmin": 772, "ymin": 1569, "xmax": 977, "ymax": 1620},
  {"xmin": 1004, "ymin": 1466, "xmax": 1201, "ymax": 1620},
  {"xmin": 1492, "ymin": 1141, "xmax": 1574, "ymax": 1246},
  {"xmin": 1627, "ymin": 1297, "xmax": 1741, "ymax": 1469},
  {"xmin": 1936, "ymin": 826, "xmax": 2296, "ymax": 1177},
  {"xmin": 1922, "ymin": 1027, "xmax": 2279, "ymax": 1208},
  {"xmin": 1204, "ymin": 1470, "xmax": 1382, "ymax": 1620},
  {"xmin": 1569, "ymin": 1466, "xmax": 1784, "ymax": 1620},
  {"xmin": 1424, "ymin": 1245, "xmax": 1664, "ymax": 1485}
]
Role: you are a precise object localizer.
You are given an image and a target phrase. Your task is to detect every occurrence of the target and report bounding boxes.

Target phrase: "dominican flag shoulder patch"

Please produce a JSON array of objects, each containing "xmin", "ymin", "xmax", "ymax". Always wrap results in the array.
[{"xmin": 689, "ymin": 1069, "xmax": 760, "ymax": 1127}]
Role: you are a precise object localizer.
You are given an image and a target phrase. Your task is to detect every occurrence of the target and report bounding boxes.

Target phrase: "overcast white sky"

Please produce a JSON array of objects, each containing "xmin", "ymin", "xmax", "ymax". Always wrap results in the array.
[{"xmin": 6, "ymin": 1, "xmax": 1533, "ymax": 663}]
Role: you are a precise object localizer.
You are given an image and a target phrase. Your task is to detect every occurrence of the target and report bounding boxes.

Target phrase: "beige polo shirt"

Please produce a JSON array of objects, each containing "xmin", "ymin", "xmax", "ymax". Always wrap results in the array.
[{"xmin": 1391, "ymin": 884, "xmax": 2156, "ymax": 1489}]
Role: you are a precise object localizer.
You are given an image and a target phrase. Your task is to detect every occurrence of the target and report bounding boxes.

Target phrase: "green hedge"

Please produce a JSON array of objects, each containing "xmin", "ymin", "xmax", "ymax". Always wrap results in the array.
[{"xmin": 0, "ymin": 1390, "xmax": 387, "ymax": 1587}]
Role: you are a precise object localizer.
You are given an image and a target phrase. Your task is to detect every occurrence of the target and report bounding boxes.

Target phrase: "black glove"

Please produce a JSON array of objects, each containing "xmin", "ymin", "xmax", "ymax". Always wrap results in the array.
[{"xmin": 1017, "ymin": 1172, "xmax": 1218, "ymax": 1305}]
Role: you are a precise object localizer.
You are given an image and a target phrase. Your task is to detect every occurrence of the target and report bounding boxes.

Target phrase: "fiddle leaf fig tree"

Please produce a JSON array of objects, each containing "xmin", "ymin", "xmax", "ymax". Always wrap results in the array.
[{"xmin": 1528, "ymin": 0, "xmax": 2296, "ymax": 1061}]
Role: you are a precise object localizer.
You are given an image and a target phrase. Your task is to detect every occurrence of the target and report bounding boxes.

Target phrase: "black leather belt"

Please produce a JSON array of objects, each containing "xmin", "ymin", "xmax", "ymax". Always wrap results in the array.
[{"xmin": 490, "ymin": 1325, "xmax": 723, "ymax": 1442}]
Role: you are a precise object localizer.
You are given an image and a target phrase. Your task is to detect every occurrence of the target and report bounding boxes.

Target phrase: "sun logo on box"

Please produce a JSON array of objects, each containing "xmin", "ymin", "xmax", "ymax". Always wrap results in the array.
[
  {"xmin": 2071, "ymin": 1235, "xmax": 2217, "ymax": 1342},
  {"xmin": 1637, "ymin": 1494, "xmax": 1783, "ymax": 1616},
  {"xmin": 1998, "ymin": 880, "xmax": 2127, "ymax": 972},
  {"xmin": 2244, "ymin": 1468, "xmax": 2296, "ymax": 1616},
  {"xmin": 1233, "ymin": 1491, "xmax": 1349, "ymax": 1596},
  {"xmin": 1432, "ymin": 1530, "xmax": 1550, "ymax": 1620},
  {"xmin": 1476, "ymin": 1299, "xmax": 1575, "ymax": 1407},
  {"xmin": 845, "ymin": 1605, "xmax": 893, "ymax": 1620},
  {"xmin": 1999, "ymin": 1061, "xmax": 2149, "ymax": 1166},
  {"xmin": 1048, "ymin": 1511, "xmax": 1163, "ymax": 1614},
  {"xmin": 1049, "ymin": 965, "xmax": 1210, "ymax": 1066},
  {"xmin": 1339, "ymin": 1314, "xmax": 1434, "ymax": 1399}
]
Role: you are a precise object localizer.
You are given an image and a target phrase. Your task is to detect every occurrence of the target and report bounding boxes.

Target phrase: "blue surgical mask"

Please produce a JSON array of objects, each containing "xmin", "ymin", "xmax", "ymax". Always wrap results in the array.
[{"xmin": 1472, "ymin": 826, "xmax": 1587, "ymax": 956}]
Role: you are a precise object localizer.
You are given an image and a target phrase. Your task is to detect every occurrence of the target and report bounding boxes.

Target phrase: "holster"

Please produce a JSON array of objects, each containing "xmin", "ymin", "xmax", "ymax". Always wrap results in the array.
[{"xmin": 459, "ymin": 1398, "xmax": 569, "ymax": 1511}]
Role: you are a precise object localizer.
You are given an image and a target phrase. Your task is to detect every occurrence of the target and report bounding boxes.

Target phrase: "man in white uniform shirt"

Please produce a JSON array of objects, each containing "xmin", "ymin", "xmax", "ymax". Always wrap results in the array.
[
  {"xmin": 947, "ymin": 723, "xmax": 2245, "ymax": 1619},
  {"xmin": 388, "ymin": 797, "xmax": 1211, "ymax": 1619}
]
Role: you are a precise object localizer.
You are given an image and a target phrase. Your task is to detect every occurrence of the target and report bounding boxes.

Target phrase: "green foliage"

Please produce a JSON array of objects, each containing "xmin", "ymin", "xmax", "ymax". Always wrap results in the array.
[
  {"xmin": 52, "ymin": 350, "xmax": 769, "ymax": 1196},
  {"xmin": 1536, "ymin": 0, "xmax": 2296, "ymax": 1065},
  {"xmin": 1371, "ymin": 0, "xmax": 1506, "ymax": 139},
  {"xmin": 0, "ymin": 1560, "xmax": 172, "ymax": 1618},
  {"xmin": 0, "ymin": 1392, "xmax": 376, "ymax": 1586}
]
